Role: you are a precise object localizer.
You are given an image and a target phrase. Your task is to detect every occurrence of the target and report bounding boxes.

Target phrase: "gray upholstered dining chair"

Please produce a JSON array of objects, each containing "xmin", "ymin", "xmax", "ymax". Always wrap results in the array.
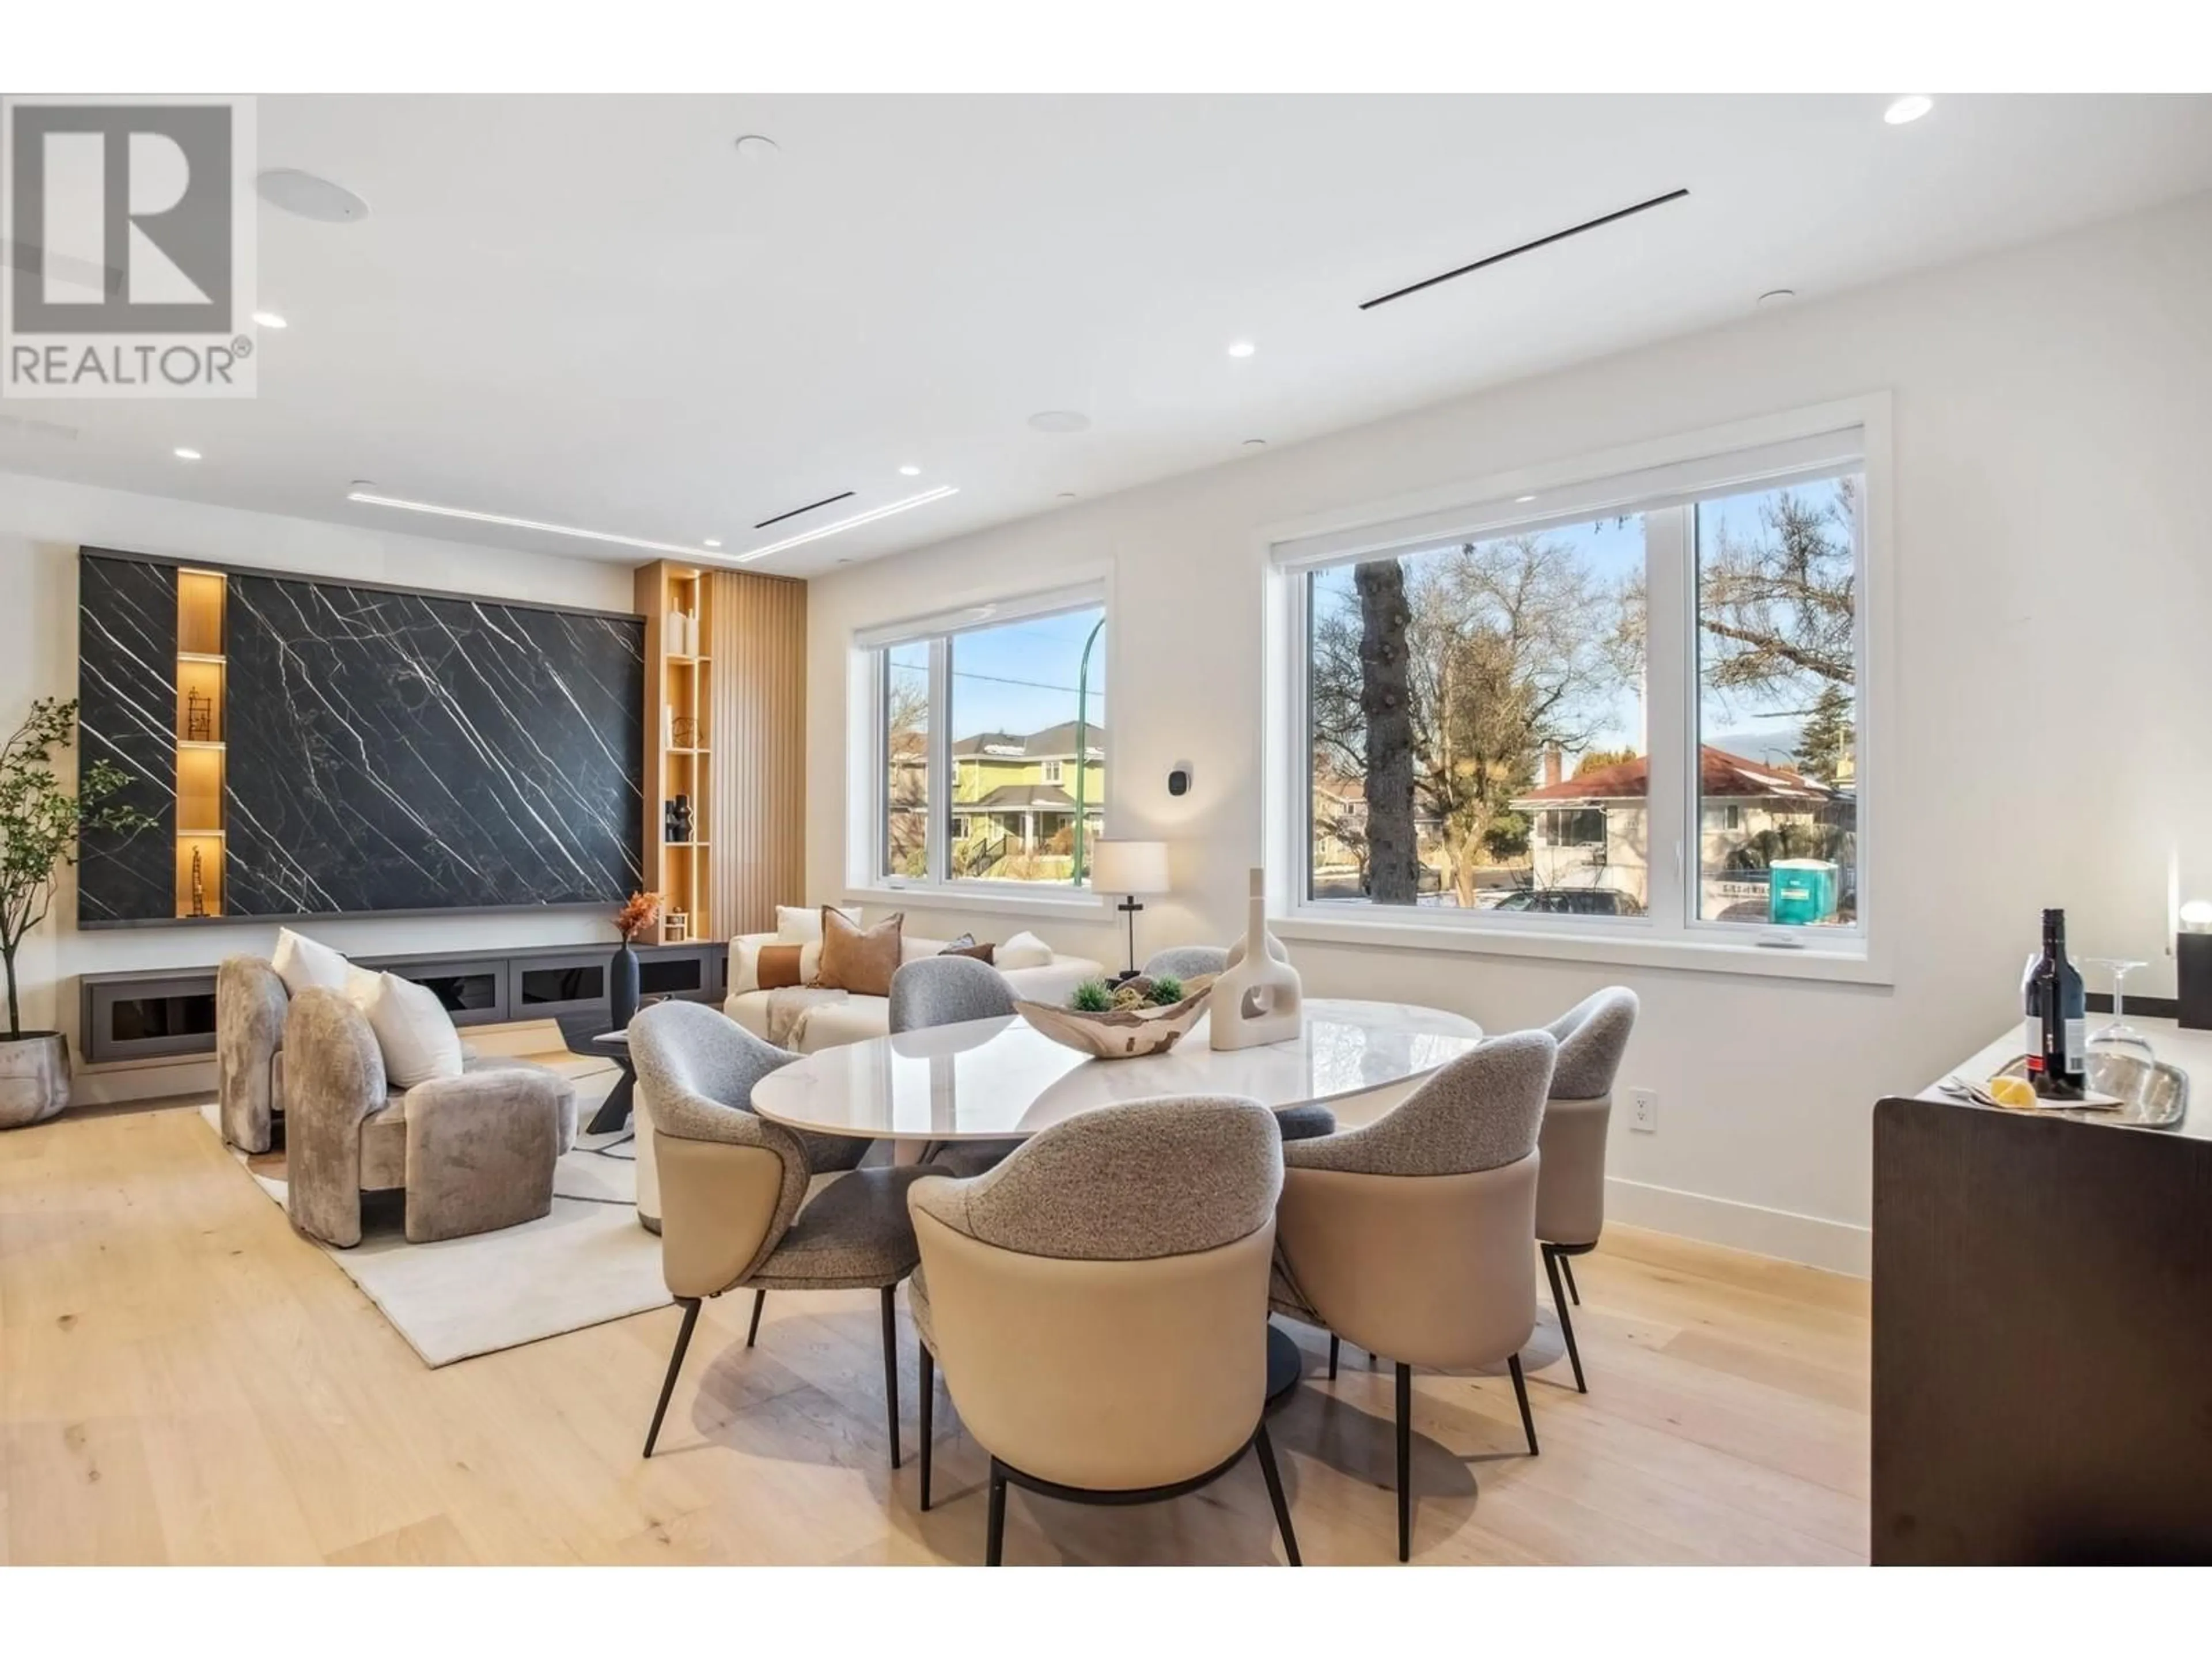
[
  {"xmin": 628, "ymin": 999, "xmax": 927, "ymax": 1465},
  {"xmin": 906, "ymin": 1096, "xmax": 1300, "ymax": 1566},
  {"xmin": 1534, "ymin": 987, "xmax": 1639, "ymax": 1392},
  {"xmin": 1139, "ymin": 945, "xmax": 1334, "ymax": 1143},
  {"xmin": 1268, "ymin": 1029, "xmax": 1556, "ymax": 1560},
  {"xmin": 888, "ymin": 955, "xmax": 1025, "ymax": 1179}
]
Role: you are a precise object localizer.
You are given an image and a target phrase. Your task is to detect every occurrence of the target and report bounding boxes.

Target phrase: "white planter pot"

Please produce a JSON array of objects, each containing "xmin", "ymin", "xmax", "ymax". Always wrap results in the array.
[{"xmin": 0, "ymin": 1031, "xmax": 70, "ymax": 1130}]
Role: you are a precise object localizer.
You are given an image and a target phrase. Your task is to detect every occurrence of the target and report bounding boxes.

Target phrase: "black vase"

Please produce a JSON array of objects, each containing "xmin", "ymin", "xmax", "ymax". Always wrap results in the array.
[{"xmin": 609, "ymin": 942, "xmax": 641, "ymax": 1032}]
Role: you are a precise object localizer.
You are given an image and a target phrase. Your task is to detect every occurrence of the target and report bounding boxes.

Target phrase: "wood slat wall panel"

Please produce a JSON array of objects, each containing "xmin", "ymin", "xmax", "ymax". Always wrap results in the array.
[{"xmin": 704, "ymin": 570, "xmax": 807, "ymax": 938}]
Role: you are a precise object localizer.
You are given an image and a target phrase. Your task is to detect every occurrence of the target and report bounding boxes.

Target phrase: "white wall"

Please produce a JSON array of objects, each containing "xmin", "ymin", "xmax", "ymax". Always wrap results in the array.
[
  {"xmin": 1, "ymin": 473, "xmax": 634, "ymax": 1103},
  {"xmin": 804, "ymin": 191, "xmax": 2212, "ymax": 1274}
]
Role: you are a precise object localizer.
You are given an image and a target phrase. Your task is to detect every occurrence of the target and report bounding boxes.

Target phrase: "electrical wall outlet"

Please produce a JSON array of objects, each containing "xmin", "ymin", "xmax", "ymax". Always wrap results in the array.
[{"xmin": 1630, "ymin": 1088, "xmax": 1658, "ymax": 1133}]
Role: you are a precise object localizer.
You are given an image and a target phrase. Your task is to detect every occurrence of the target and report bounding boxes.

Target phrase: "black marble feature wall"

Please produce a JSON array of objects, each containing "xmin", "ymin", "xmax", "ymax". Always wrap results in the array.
[
  {"xmin": 222, "ymin": 574, "xmax": 644, "ymax": 916},
  {"xmin": 75, "ymin": 555, "xmax": 177, "ymax": 923}
]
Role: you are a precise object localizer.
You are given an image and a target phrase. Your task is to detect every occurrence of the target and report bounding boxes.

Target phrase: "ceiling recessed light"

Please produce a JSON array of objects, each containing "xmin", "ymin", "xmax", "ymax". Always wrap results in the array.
[
  {"xmin": 1028, "ymin": 410, "xmax": 1090, "ymax": 435},
  {"xmin": 173, "ymin": 447, "xmax": 202, "ymax": 461},
  {"xmin": 898, "ymin": 464, "xmax": 922, "ymax": 477},
  {"xmin": 703, "ymin": 539, "xmax": 722, "ymax": 549},
  {"xmin": 1883, "ymin": 94, "xmax": 1933, "ymax": 126},
  {"xmin": 251, "ymin": 310, "xmax": 287, "ymax": 329},
  {"xmin": 1055, "ymin": 491, "xmax": 1079, "ymax": 502},
  {"xmin": 1756, "ymin": 288, "xmax": 1797, "ymax": 309},
  {"xmin": 1228, "ymin": 340, "xmax": 1256, "ymax": 359},
  {"xmin": 1514, "ymin": 494, "xmax": 1537, "ymax": 503},
  {"xmin": 1241, "ymin": 438, "xmax": 1267, "ymax": 450},
  {"xmin": 256, "ymin": 168, "xmax": 369, "ymax": 224},
  {"xmin": 733, "ymin": 134, "xmax": 781, "ymax": 162}
]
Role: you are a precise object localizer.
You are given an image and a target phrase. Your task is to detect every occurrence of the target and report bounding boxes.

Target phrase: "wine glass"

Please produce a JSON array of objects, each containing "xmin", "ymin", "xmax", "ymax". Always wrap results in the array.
[{"xmin": 2082, "ymin": 957, "xmax": 2155, "ymax": 1059}]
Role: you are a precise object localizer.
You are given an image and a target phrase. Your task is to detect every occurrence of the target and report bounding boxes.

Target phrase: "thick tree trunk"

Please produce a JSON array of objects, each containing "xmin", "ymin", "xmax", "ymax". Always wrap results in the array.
[{"xmin": 1355, "ymin": 560, "xmax": 1419, "ymax": 906}]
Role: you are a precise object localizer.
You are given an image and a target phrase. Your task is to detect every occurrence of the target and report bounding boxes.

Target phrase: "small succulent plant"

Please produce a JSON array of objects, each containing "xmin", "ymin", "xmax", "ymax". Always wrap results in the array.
[
  {"xmin": 1070, "ymin": 978, "xmax": 1115, "ymax": 1013},
  {"xmin": 1147, "ymin": 973, "xmax": 1185, "ymax": 1006}
]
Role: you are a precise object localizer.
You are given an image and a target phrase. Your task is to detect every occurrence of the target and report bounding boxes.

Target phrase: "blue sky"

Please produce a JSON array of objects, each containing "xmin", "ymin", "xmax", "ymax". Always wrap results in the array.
[{"xmin": 946, "ymin": 606, "xmax": 1108, "ymax": 738}]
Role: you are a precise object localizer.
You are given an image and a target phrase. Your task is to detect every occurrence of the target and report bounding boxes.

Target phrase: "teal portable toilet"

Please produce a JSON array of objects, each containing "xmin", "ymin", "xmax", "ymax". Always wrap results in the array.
[{"xmin": 1769, "ymin": 858, "xmax": 1838, "ymax": 925}]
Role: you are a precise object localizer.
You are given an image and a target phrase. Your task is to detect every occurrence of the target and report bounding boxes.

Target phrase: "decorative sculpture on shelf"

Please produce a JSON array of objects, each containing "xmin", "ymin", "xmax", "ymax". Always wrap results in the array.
[
  {"xmin": 188, "ymin": 846, "xmax": 207, "ymax": 918},
  {"xmin": 665, "ymin": 909, "xmax": 690, "ymax": 944},
  {"xmin": 1209, "ymin": 867, "xmax": 1303, "ymax": 1050},
  {"xmin": 671, "ymin": 714, "xmax": 699, "ymax": 749},
  {"xmin": 185, "ymin": 689, "xmax": 213, "ymax": 743}
]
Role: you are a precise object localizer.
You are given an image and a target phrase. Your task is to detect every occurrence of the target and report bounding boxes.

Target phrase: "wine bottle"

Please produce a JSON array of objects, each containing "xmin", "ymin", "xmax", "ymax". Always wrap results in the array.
[{"xmin": 2021, "ymin": 907, "xmax": 2086, "ymax": 1100}]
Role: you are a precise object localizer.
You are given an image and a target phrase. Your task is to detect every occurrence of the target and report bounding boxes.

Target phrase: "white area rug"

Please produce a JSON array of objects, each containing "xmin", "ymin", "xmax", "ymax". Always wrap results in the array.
[{"xmin": 196, "ymin": 1060, "xmax": 671, "ymax": 1367}]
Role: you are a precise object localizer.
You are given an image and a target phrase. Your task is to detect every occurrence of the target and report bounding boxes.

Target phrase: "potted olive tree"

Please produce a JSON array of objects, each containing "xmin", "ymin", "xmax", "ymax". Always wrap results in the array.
[{"xmin": 2, "ymin": 698, "xmax": 153, "ymax": 1130}]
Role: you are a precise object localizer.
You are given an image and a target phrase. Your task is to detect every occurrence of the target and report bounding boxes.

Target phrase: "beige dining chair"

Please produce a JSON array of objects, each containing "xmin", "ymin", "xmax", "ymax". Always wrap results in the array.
[
  {"xmin": 906, "ymin": 1095, "xmax": 1300, "ymax": 1565},
  {"xmin": 628, "ymin": 999, "xmax": 931, "ymax": 1465},
  {"xmin": 1268, "ymin": 1029, "xmax": 1556, "ymax": 1560},
  {"xmin": 888, "ymin": 955, "xmax": 1024, "ymax": 1178},
  {"xmin": 1534, "ymin": 987, "xmax": 1638, "ymax": 1392}
]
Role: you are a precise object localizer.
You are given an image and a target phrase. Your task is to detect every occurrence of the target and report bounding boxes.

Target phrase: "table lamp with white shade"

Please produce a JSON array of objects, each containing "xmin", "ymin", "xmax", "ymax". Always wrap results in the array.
[{"xmin": 1089, "ymin": 839, "xmax": 1171, "ymax": 981}]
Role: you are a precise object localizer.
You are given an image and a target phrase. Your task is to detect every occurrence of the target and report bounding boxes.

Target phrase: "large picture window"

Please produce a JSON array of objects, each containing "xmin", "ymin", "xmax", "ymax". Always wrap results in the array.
[
  {"xmin": 859, "ymin": 588, "xmax": 1108, "ymax": 893},
  {"xmin": 1277, "ymin": 417, "xmax": 1873, "ymax": 960}
]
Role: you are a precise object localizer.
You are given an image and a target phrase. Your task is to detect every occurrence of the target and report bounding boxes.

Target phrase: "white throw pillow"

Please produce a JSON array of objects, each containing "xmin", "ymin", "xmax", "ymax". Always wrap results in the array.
[
  {"xmin": 343, "ymin": 963, "xmax": 382, "ymax": 1010},
  {"xmin": 271, "ymin": 927, "xmax": 350, "ymax": 997},
  {"xmin": 995, "ymin": 930, "xmax": 1054, "ymax": 971},
  {"xmin": 777, "ymin": 904, "xmax": 859, "ymax": 945},
  {"xmin": 358, "ymin": 972, "xmax": 464, "ymax": 1089}
]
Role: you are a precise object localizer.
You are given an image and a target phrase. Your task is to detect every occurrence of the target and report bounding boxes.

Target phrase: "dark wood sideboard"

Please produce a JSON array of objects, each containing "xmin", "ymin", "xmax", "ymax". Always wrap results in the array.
[
  {"xmin": 1871, "ymin": 1091, "xmax": 2212, "ymax": 1564},
  {"xmin": 79, "ymin": 940, "xmax": 726, "ymax": 1066}
]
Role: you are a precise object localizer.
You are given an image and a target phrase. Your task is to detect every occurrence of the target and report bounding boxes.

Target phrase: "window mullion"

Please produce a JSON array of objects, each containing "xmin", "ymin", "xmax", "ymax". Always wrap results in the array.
[
  {"xmin": 1643, "ymin": 505, "xmax": 1692, "ymax": 938},
  {"xmin": 927, "ymin": 635, "xmax": 951, "ymax": 887}
]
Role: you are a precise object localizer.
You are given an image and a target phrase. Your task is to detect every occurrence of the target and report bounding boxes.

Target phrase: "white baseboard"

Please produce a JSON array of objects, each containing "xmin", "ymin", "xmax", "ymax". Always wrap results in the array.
[{"xmin": 1605, "ymin": 1175, "xmax": 1870, "ymax": 1278}]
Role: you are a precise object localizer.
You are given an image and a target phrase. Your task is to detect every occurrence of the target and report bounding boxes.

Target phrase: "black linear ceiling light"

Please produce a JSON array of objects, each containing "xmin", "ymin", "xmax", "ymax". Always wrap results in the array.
[{"xmin": 1359, "ymin": 188, "xmax": 1691, "ymax": 311}]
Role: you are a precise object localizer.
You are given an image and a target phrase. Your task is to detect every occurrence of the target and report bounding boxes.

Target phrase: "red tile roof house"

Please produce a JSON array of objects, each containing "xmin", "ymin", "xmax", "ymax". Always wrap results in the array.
[{"xmin": 1510, "ymin": 747, "xmax": 1854, "ymax": 919}]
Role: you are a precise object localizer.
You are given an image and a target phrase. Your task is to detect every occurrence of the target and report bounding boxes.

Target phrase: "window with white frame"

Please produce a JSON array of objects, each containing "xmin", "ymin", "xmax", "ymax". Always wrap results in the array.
[
  {"xmin": 861, "ymin": 586, "xmax": 1107, "ymax": 891},
  {"xmin": 1277, "ymin": 422, "xmax": 1870, "ymax": 953}
]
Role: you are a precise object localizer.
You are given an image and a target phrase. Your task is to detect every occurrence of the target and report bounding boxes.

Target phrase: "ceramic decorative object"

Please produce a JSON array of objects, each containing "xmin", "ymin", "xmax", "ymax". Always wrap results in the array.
[
  {"xmin": 1016, "ymin": 978, "xmax": 1214, "ymax": 1060},
  {"xmin": 1210, "ymin": 868, "xmax": 1303, "ymax": 1050}
]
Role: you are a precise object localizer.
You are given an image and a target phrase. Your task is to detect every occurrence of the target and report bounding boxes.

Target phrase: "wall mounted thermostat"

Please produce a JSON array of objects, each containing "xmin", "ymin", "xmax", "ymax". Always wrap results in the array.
[{"xmin": 1167, "ymin": 761, "xmax": 1194, "ymax": 798}]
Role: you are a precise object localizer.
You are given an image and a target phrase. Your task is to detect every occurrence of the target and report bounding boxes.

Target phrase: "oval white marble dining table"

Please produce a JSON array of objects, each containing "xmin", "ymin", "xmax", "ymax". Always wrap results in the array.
[{"xmin": 748, "ymin": 998, "xmax": 1484, "ymax": 1143}]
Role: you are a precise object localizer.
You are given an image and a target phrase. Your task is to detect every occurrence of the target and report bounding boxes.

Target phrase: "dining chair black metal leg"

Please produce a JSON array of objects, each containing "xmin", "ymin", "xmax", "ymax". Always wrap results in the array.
[
  {"xmin": 1560, "ymin": 1252, "xmax": 1581, "ymax": 1306},
  {"xmin": 986, "ymin": 1460, "xmax": 1009, "ymax": 1565},
  {"xmin": 1395, "ymin": 1360, "xmax": 1412, "ymax": 1562},
  {"xmin": 642, "ymin": 1296, "xmax": 700, "ymax": 1458},
  {"xmin": 880, "ymin": 1284, "xmax": 902, "ymax": 1470},
  {"xmin": 1328, "ymin": 1334, "xmax": 1340, "ymax": 1380},
  {"xmin": 1508, "ymin": 1353, "xmax": 1539, "ymax": 1456},
  {"xmin": 745, "ymin": 1287, "xmax": 766, "ymax": 1348},
  {"xmin": 919, "ymin": 1343, "xmax": 935, "ymax": 1511},
  {"xmin": 1252, "ymin": 1423, "xmax": 1302, "ymax": 1566},
  {"xmin": 1541, "ymin": 1245, "xmax": 1587, "ymax": 1393}
]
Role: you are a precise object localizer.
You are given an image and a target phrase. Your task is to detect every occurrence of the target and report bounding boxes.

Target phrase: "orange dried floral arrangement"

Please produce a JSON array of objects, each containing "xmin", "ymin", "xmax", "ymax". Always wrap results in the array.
[{"xmin": 614, "ymin": 890, "xmax": 664, "ymax": 943}]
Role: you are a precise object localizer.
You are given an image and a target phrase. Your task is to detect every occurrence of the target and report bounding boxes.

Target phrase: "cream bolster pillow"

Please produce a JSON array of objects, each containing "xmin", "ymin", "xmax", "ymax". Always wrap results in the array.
[
  {"xmin": 732, "ymin": 937, "xmax": 824, "ymax": 994},
  {"xmin": 352, "ymin": 971, "xmax": 465, "ymax": 1088},
  {"xmin": 271, "ymin": 926, "xmax": 351, "ymax": 997},
  {"xmin": 995, "ymin": 930, "xmax": 1054, "ymax": 971}
]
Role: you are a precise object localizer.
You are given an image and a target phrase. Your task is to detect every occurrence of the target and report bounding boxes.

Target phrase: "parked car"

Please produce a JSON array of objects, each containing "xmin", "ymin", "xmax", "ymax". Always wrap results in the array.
[{"xmin": 1490, "ymin": 886, "xmax": 1643, "ymax": 917}]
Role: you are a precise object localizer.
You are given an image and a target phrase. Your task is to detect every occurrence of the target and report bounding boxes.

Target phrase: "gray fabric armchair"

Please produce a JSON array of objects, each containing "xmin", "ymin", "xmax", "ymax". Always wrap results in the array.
[
  {"xmin": 217, "ymin": 955, "xmax": 290, "ymax": 1153},
  {"xmin": 1268, "ymin": 1029, "xmax": 1556, "ymax": 1560},
  {"xmin": 1534, "ymin": 987, "xmax": 1638, "ymax": 1392},
  {"xmin": 907, "ymin": 1095, "xmax": 1299, "ymax": 1565},
  {"xmin": 280, "ymin": 988, "xmax": 577, "ymax": 1248},
  {"xmin": 630, "ymin": 999, "xmax": 931, "ymax": 1465}
]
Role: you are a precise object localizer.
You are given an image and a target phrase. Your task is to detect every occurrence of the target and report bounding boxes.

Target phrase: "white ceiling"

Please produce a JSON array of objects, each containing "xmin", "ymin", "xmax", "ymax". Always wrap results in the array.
[{"xmin": 8, "ymin": 94, "xmax": 2212, "ymax": 576}]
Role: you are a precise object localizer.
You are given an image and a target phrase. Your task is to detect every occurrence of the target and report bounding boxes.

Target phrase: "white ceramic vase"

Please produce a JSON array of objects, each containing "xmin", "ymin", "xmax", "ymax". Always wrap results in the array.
[{"xmin": 1209, "ymin": 868, "xmax": 1302, "ymax": 1050}]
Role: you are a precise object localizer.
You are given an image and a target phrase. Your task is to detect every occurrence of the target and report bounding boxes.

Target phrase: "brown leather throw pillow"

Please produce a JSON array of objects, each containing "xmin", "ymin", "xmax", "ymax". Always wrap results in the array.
[
  {"xmin": 818, "ymin": 908, "xmax": 904, "ymax": 997},
  {"xmin": 755, "ymin": 943, "xmax": 806, "ymax": 990},
  {"xmin": 939, "ymin": 933, "xmax": 997, "ymax": 965}
]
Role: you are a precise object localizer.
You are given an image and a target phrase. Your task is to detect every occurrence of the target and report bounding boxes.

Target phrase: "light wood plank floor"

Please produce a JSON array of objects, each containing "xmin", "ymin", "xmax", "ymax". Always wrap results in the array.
[{"xmin": 0, "ymin": 1100, "xmax": 1870, "ymax": 1566}]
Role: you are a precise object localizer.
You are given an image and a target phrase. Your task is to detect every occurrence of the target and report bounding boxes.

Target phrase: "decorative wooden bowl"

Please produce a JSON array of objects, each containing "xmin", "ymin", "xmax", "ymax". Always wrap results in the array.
[{"xmin": 1014, "ymin": 979, "xmax": 1215, "ymax": 1060}]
